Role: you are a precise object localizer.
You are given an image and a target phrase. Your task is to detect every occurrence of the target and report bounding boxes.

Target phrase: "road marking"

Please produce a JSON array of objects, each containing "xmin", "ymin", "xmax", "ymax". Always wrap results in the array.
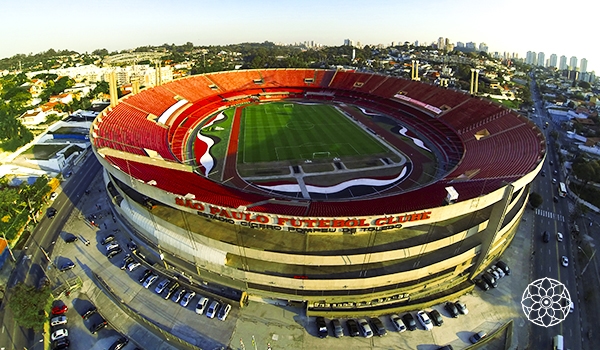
[{"xmin": 534, "ymin": 209, "xmax": 565, "ymax": 222}]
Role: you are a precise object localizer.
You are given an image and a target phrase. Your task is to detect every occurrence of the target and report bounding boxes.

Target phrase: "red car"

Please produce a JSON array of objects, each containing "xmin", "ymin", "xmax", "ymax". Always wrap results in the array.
[{"xmin": 52, "ymin": 304, "xmax": 68, "ymax": 315}]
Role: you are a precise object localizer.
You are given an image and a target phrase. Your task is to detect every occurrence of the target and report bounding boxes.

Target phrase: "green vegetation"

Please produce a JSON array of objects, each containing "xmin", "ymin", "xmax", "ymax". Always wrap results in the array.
[
  {"xmin": 529, "ymin": 192, "xmax": 543, "ymax": 208},
  {"xmin": 0, "ymin": 74, "xmax": 34, "ymax": 152},
  {"xmin": 0, "ymin": 176, "xmax": 51, "ymax": 241},
  {"xmin": 8, "ymin": 282, "xmax": 52, "ymax": 331},
  {"xmin": 238, "ymin": 102, "xmax": 388, "ymax": 163}
]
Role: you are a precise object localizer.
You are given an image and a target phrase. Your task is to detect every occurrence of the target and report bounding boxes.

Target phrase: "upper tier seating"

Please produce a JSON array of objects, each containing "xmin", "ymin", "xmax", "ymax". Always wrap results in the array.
[
  {"xmin": 94, "ymin": 103, "xmax": 174, "ymax": 160},
  {"xmin": 164, "ymin": 76, "xmax": 218, "ymax": 102},
  {"xmin": 208, "ymin": 70, "xmax": 263, "ymax": 92},
  {"xmin": 123, "ymin": 85, "xmax": 179, "ymax": 116}
]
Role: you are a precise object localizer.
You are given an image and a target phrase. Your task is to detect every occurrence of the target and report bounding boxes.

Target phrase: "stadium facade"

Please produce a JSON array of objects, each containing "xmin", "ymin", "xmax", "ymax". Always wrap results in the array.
[{"xmin": 91, "ymin": 68, "xmax": 545, "ymax": 315}]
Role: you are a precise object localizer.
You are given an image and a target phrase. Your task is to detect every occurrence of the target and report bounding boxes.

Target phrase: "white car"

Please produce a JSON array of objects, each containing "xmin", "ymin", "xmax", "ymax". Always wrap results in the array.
[
  {"xmin": 143, "ymin": 274, "xmax": 158, "ymax": 288},
  {"xmin": 557, "ymin": 232, "xmax": 563, "ymax": 242},
  {"xmin": 389, "ymin": 314, "xmax": 406, "ymax": 332},
  {"xmin": 195, "ymin": 296, "xmax": 209, "ymax": 315},
  {"xmin": 51, "ymin": 328, "xmax": 68, "ymax": 341},
  {"xmin": 127, "ymin": 262, "xmax": 141, "ymax": 272},
  {"xmin": 50, "ymin": 192, "xmax": 58, "ymax": 200},
  {"xmin": 50, "ymin": 315, "xmax": 67, "ymax": 327},
  {"xmin": 561, "ymin": 256, "xmax": 569, "ymax": 267},
  {"xmin": 217, "ymin": 303, "xmax": 231, "ymax": 321},
  {"xmin": 206, "ymin": 300, "xmax": 220, "ymax": 319},
  {"xmin": 155, "ymin": 279, "xmax": 170, "ymax": 294},
  {"xmin": 180, "ymin": 291, "xmax": 196, "ymax": 307},
  {"xmin": 416, "ymin": 310, "xmax": 433, "ymax": 331},
  {"xmin": 105, "ymin": 242, "xmax": 119, "ymax": 251},
  {"xmin": 357, "ymin": 318, "xmax": 373, "ymax": 338}
]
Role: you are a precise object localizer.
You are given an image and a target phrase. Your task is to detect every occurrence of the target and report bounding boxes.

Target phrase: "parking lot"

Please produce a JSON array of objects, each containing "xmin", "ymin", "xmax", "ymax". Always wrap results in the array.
[{"xmin": 44, "ymin": 166, "xmax": 531, "ymax": 350}]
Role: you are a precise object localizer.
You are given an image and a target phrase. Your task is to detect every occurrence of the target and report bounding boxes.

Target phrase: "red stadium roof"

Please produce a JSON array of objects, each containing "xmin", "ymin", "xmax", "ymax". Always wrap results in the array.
[{"xmin": 92, "ymin": 69, "xmax": 545, "ymax": 217}]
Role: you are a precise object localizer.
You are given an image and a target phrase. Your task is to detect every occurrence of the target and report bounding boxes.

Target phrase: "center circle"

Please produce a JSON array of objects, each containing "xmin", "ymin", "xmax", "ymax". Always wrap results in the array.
[{"xmin": 541, "ymin": 297, "xmax": 552, "ymax": 307}]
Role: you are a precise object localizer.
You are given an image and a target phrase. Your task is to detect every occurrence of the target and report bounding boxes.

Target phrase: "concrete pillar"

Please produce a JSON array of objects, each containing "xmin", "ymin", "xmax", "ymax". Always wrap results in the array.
[
  {"xmin": 132, "ymin": 79, "xmax": 140, "ymax": 95},
  {"xmin": 474, "ymin": 70, "xmax": 479, "ymax": 94},
  {"xmin": 109, "ymin": 71, "xmax": 118, "ymax": 108}
]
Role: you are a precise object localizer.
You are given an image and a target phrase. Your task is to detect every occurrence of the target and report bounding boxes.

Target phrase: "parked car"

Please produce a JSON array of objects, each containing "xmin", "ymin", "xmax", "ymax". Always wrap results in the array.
[
  {"xmin": 429, "ymin": 309, "xmax": 443, "ymax": 326},
  {"xmin": 206, "ymin": 300, "xmax": 220, "ymax": 319},
  {"xmin": 52, "ymin": 338, "xmax": 70, "ymax": 350},
  {"xmin": 217, "ymin": 303, "xmax": 231, "ymax": 321},
  {"xmin": 59, "ymin": 261, "xmax": 75, "ymax": 272},
  {"xmin": 417, "ymin": 310, "xmax": 433, "ymax": 330},
  {"xmin": 127, "ymin": 240, "xmax": 138, "ymax": 251},
  {"xmin": 357, "ymin": 318, "xmax": 373, "ymax": 338},
  {"xmin": 155, "ymin": 279, "xmax": 171, "ymax": 294},
  {"xmin": 455, "ymin": 301, "xmax": 468, "ymax": 315},
  {"xmin": 107, "ymin": 247, "xmax": 122, "ymax": 259},
  {"xmin": 470, "ymin": 331, "xmax": 487, "ymax": 344},
  {"xmin": 51, "ymin": 328, "xmax": 68, "ymax": 341},
  {"xmin": 370, "ymin": 317, "xmax": 387, "ymax": 336},
  {"xmin": 445, "ymin": 302, "xmax": 459, "ymax": 318},
  {"xmin": 106, "ymin": 242, "xmax": 120, "ymax": 251},
  {"xmin": 108, "ymin": 337, "xmax": 129, "ymax": 350},
  {"xmin": 495, "ymin": 260, "xmax": 511, "ymax": 275},
  {"xmin": 50, "ymin": 192, "xmax": 58, "ymax": 200},
  {"xmin": 120, "ymin": 255, "xmax": 134, "ymax": 270},
  {"xmin": 180, "ymin": 291, "xmax": 196, "ymax": 307},
  {"xmin": 138, "ymin": 269, "xmax": 152, "ymax": 283},
  {"xmin": 165, "ymin": 282, "xmax": 180, "ymax": 300},
  {"xmin": 90, "ymin": 320, "xmax": 108, "ymax": 334},
  {"xmin": 52, "ymin": 304, "xmax": 68, "ymax": 315},
  {"xmin": 127, "ymin": 262, "xmax": 141, "ymax": 272},
  {"xmin": 172, "ymin": 288, "xmax": 186, "ymax": 303},
  {"xmin": 331, "ymin": 318, "xmax": 343, "ymax": 337},
  {"xmin": 487, "ymin": 268, "xmax": 500, "ymax": 280},
  {"xmin": 64, "ymin": 235, "xmax": 78, "ymax": 243},
  {"xmin": 492, "ymin": 265, "xmax": 505, "ymax": 278},
  {"xmin": 142, "ymin": 274, "xmax": 158, "ymax": 288},
  {"xmin": 315, "ymin": 316, "xmax": 328, "ymax": 338},
  {"xmin": 390, "ymin": 314, "xmax": 406, "ymax": 332},
  {"xmin": 82, "ymin": 305, "xmax": 97, "ymax": 320},
  {"xmin": 402, "ymin": 313, "xmax": 417, "ymax": 331},
  {"xmin": 346, "ymin": 319, "xmax": 360, "ymax": 337},
  {"xmin": 195, "ymin": 296, "xmax": 209, "ymax": 314},
  {"xmin": 50, "ymin": 315, "xmax": 67, "ymax": 327},
  {"xmin": 482, "ymin": 272, "xmax": 498, "ymax": 288},
  {"xmin": 475, "ymin": 278, "xmax": 490, "ymax": 291},
  {"xmin": 101, "ymin": 235, "xmax": 115, "ymax": 245}
]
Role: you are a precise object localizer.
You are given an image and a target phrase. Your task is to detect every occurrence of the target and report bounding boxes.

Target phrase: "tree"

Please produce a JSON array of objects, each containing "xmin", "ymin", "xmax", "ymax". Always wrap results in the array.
[
  {"xmin": 8, "ymin": 282, "xmax": 51, "ymax": 331},
  {"xmin": 529, "ymin": 192, "xmax": 543, "ymax": 208}
]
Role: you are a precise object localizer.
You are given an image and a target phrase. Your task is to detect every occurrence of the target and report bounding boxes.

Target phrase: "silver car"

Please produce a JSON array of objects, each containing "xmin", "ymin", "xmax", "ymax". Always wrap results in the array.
[{"xmin": 206, "ymin": 300, "xmax": 220, "ymax": 319}]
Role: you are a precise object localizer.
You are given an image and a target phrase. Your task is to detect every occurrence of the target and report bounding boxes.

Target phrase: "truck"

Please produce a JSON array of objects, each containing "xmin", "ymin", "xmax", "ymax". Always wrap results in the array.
[{"xmin": 553, "ymin": 335, "xmax": 564, "ymax": 350}]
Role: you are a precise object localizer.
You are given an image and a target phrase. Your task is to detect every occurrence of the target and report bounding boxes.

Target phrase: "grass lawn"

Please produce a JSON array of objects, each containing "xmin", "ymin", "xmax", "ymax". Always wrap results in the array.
[{"xmin": 238, "ymin": 102, "xmax": 388, "ymax": 163}]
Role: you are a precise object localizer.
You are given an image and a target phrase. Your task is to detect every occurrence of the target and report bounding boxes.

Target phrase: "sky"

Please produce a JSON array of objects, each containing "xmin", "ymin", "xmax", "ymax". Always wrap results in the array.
[{"xmin": 1, "ymin": 0, "xmax": 597, "ymax": 72}]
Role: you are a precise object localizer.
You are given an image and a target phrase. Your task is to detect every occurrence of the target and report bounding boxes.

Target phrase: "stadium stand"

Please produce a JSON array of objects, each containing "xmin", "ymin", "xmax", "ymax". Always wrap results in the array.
[{"xmin": 93, "ymin": 68, "xmax": 544, "ymax": 217}]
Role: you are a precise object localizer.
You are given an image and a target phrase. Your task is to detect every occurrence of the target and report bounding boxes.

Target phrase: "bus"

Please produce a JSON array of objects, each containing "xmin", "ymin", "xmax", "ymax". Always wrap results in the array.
[{"xmin": 558, "ymin": 182, "xmax": 567, "ymax": 198}]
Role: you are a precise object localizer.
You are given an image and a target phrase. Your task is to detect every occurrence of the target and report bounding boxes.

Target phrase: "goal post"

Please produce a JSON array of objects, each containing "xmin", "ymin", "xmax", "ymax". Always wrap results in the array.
[
  {"xmin": 283, "ymin": 103, "xmax": 294, "ymax": 108},
  {"xmin": 312, "ymin": 151, "xmax": 331, "ymax": 159}
]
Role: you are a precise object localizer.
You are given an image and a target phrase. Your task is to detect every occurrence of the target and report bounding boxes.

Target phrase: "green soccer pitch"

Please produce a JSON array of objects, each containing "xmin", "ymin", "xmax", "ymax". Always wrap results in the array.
[{"xmin": 238, "ymin": 102, "xmax": 390, "ymax": 163}]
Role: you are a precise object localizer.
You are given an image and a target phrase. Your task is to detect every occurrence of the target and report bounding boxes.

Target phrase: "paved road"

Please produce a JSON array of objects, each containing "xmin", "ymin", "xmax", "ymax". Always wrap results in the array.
[
  {"xmin": 528, "ymin": 75, "xmax": 583, "ymax": 350},
  {"xmin": 0, "ymin": 154, "xmax": 102, "ymax": 350}
]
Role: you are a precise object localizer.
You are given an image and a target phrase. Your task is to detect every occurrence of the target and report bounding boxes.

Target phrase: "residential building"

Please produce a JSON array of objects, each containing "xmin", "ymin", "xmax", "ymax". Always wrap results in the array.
[
  {"xmin": 570, "ymin": 56, "xmax": 578, "ymax": 71},
  {"xmin": 526, "ymin": 51, "xmax": 537, "ymax": 65},
  {"xmin": 549, "ymin": 54, "xmax": 557, "ymax": 68},
  {"xmin": 537, "ymin": 52, "xmax": 545, "ymax": 67},
  {"xmin": 559, "ymin": 55, "xmax": 568, "ymax": 70},
  {"xmin": 580, "ymin": 58, "xmax": 588, "ymax": 73}
]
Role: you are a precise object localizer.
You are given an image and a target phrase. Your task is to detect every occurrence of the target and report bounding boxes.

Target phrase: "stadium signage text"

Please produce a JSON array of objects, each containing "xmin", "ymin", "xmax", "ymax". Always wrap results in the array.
[{"xmin": 175, "ymin": 197, "xmax": 432, "ymax": 232}]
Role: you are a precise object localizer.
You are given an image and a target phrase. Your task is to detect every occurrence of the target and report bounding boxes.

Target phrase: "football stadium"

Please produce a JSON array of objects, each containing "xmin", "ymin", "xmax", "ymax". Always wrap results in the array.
[{"xmin": 91, "ymin": 69, "xmax": 545, "ymax": 315}]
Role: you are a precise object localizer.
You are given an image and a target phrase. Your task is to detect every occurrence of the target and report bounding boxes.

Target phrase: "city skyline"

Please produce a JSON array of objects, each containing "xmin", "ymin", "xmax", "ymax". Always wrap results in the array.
[{"xmin": 1, "ymin": 0, "xmax": 596, "ymax": 73}]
